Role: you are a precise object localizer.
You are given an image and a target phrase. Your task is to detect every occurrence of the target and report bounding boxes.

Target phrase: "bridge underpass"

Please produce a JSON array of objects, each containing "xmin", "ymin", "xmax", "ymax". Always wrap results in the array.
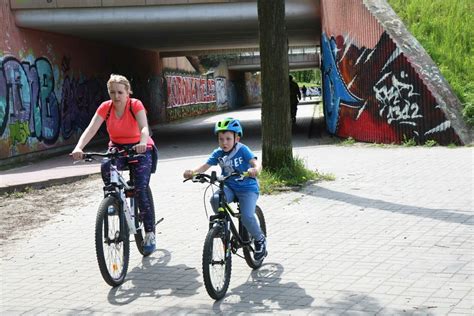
[
  {"xmin": 10, "ymin": 0, "xmax": 324, "ymax": 129},
  {"xmin": 10, "ymin": 0, "xmax": 321, "ymax": 55},
  {"xmin": 2, "ymin": 0, "xmax": 469, "ymax": 165}
]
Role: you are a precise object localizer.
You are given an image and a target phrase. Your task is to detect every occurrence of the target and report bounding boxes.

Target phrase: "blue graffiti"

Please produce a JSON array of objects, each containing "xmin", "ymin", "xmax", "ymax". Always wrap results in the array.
[
  {"xmin": 1, "ymin": 56, "xmax": 107, "ymax": 148},
  {"xmin": 36, "ymin": 58, "xmax": 60, "ymax": 144},
  {"xmin": 0, "ymin": 68, "xmax": 8, "ymax": 135},
  {"xmin": 321, "ymin": 33, "xmax": 362, "ymax": 134},
  {"xmin": 1, "ymin": 56, "xmax": 60, "ymax": 144}
]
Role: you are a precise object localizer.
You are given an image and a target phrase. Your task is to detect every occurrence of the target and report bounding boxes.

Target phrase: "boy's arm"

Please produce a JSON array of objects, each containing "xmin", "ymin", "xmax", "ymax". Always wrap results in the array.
[
  {"xmin": 247, "ymin": 158, "xmax": 261, "ymax": 178},
  {"xmin": 183, "ymin": 163, "xmax": 211, "ymax": 179}
]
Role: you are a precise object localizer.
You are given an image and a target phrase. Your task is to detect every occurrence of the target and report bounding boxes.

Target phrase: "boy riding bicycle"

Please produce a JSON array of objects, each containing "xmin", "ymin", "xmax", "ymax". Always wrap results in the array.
[{"xmin": 183, "ymin": 118, "xmax": 267, "ymax": 261}]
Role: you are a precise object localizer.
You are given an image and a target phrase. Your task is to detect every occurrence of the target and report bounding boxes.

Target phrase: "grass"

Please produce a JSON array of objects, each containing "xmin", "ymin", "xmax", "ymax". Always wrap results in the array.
[
  {"xmin": 2, "ymin": 186, "xmax": 32, "ymax": 198},
  {"xmin": 339, "ymin": 137, "xmax": 356, "ymax": 146},
  {"xmin": 402, "ymin": 135, "xmax": 417, "ymax": 147},
  {"xmin": 297, "ymin": 82, "xmax": 320, "ymax": 88},
  {"xmin": 387, "ymin": 0, "xmax": 474, "ymax": 126},
  {"xmin": 424, "ymin": 140, "xmax": 438, "ymax": 147},
  {"xmin": 259, "ymin": 157, "xmax": 335, "ymax": 195}
]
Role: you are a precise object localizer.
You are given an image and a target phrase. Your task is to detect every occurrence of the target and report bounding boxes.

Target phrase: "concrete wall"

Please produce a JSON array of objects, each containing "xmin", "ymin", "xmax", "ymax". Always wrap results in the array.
[
  {"xmin": 320, "ymin": 0, "xmax": 469, "ymax": 145},
  {"xmin": 9, "ymin": 0, "xmax": 253, "ymax": 9},
  {"xmin": 162, "ymin": 57, "xmax": 197, "ymax": 73},
  {"xmin": 1, "ymin": 1, "xmax": 163, "ymax": 162}
]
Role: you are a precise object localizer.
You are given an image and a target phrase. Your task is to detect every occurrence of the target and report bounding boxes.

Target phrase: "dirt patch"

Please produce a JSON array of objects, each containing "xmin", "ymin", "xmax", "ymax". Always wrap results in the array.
[{"xmin": 0, "ymin": 175, "xmax": 103, "ymax": 245}]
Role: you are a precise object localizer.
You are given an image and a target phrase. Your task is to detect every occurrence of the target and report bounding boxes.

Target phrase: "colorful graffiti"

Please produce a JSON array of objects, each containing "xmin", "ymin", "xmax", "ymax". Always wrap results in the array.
[
  {"xmin": 0, "ymin": 55, "xmax": 108, "ymax": 157},
  {"xmin": 215, "ymin": 76, "xmax": 227, "ymax": 106},
  {"xmin": 1, "ymin": 56, "xmax": 60, "ymax": 145},
  {"xmin": 321, "ymin": 35, "xmax": 361, "ymax": 134},
  {"xmin": 321, "ymin": 32, "xmax": 461, "ymax": 145},
  {"xmin": 165, "ymin": 75, "xmax": 216, "ymax": 108}
]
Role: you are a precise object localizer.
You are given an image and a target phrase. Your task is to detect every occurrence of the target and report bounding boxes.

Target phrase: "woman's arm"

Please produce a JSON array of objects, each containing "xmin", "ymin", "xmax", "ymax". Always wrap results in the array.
[
  {"xmin": 133, "ymin": 109, "xmax": 150, "ymax": 154},
  {"xmin": 71, "ymin": 113, "xmax": 104, "ymax": 160}
]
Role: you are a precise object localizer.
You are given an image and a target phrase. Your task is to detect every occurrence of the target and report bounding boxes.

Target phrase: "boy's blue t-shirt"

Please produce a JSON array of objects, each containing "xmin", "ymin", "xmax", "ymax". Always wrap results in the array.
[{"xmin": 206, "ymin": 143, "xmax": 259, "ymax": 193}]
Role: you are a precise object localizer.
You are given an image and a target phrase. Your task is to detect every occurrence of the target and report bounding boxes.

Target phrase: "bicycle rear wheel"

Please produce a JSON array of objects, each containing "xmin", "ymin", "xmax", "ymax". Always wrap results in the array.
[
  {"xmin": 202, "ymin": 225, "xmax": 232, "ymax": 300},
  {"xmin": 243, "ymin": 205, "xmax": 267, "ymax": 269},
  {"xmin": 134, "ymin": 186, "xmax": 156, "ymax": 256},
  {"xmin": 95, "ymin": 196, "xmax": 130, "ymax": 287}
]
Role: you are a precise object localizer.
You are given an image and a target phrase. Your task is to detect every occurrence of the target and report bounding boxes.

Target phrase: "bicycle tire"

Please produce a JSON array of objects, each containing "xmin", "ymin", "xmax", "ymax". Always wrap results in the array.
[
  {"xmin": 95, "ymin": 196, "xmax": 130, "ymax": 287},
  {"xmin": 134, "ymin": 186, "xmax": 156, "ymax": 256},
  {"xmin": 202, "ymin": 225, "xmax": 232, "ymax": 300},
  {"xmin": 243, "ymin": 205, "xmax": 267, "ymax": 269}
]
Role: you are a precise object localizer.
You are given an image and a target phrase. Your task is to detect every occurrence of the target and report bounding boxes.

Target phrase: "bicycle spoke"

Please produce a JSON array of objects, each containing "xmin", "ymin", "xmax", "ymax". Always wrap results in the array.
[
  {"xmin": 96, "ymin": 197, "xmax": 130, "ymax": 287},
  {"xmin": 202, "ymin": 228, "xmax": 231, "ymax": 299}
]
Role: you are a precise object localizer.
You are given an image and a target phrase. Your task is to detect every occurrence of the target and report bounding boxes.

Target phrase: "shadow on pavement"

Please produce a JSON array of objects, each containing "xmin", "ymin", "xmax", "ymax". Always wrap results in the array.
[
  {"xmin": 304, "ymin": 185, "xmax": 473, "ymax": 226},
  {"xmin": 212, "ymin": 262, "xmax": 314, "ymax": 313},
  {"xmin": 107, "ymin": 248, "xmax": 200, "ymax": 305}
]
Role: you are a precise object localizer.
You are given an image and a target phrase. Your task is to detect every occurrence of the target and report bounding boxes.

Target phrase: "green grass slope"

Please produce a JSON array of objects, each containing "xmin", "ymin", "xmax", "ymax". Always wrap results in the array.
[{"xmin": 387, "ymin": 0, "xmax": 473, "ymax": 126}]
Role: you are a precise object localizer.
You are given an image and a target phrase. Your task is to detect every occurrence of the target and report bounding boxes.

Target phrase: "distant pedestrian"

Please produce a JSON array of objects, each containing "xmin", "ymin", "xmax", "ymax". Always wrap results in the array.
[
  {"xmin": 301, "ymin": 85, "xmax": 307, "ymax": 100},
  {"xmin": 289, "ymin": 75, "xmax": 301, "ymax": 124}
]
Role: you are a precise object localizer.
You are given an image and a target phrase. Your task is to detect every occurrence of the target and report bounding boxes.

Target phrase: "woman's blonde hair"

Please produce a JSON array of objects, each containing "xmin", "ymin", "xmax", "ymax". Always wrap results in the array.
[{"xmin": 107, "ymin": 74, "xmax": 133, "ymax": 94}]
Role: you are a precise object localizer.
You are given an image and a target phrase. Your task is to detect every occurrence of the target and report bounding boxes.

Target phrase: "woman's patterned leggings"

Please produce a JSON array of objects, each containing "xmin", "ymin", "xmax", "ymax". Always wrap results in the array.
[{"xmin": 101, "ymin": 149, "xmax": 155, "ymax": 233}]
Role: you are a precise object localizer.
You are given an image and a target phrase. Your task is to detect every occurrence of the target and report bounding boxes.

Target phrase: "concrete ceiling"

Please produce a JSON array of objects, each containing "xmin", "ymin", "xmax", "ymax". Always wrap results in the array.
[{"xmin": 12, "ymin": 0, "xmax": 321, "ymax": 56}]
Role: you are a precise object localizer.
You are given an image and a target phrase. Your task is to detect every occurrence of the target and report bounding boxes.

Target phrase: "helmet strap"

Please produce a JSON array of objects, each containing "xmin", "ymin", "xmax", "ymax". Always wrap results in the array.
[{"xmin": 223, "ymin": 132, "xmax": 239, "ymax": 153}]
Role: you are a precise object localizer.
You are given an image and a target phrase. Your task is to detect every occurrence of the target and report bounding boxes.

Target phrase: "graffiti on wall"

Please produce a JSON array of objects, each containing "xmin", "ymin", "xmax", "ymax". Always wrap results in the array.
[
  {"xmin": 215, "ymin": 76, "xmax": 227, "ymax": 106},
  {"xmin": 60, "ymin": 74, "xmax": 107, "ymax": 139},
  {"xmin": 0, "ymin": 55, "xmax": 107, "ymax": 157},
  {"xmin": 1, "ymin": 56, "xmax": 61, "ymax": 145},
  {"xmin": 321, "ymin": 32, "xmax": 460, "ymax": 144},
  {"xmin": 165, "ymin": 74, "xmax": 216, "ymax": 108},
  {"xmin": 245, "ymin": 73, "xmax": 261, "ymax": 104}
]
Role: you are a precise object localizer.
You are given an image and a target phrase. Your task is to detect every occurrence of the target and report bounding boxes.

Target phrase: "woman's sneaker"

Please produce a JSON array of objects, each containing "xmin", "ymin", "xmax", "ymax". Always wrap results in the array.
[
  {"xmin": 143, "ymin": 232, "xmax": 156, "ymax": 256},
  {"xmin": 254, "ymin": 236, "xmax": 267, "ymax": 261}
]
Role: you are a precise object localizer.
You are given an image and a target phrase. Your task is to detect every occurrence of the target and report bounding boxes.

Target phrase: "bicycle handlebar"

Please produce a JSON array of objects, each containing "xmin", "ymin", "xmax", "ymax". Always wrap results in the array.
[
  {"xmin": 80, "ymin": 147, "xmax": 142, "ymax": 162},
  {"xmin": 183, "ymin": 171, "xmax": 250, "ymax": 184}
]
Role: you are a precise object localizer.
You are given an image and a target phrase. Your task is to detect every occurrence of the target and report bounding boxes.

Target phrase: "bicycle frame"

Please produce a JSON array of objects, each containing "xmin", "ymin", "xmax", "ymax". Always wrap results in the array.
[
  {"xmin": 208, "ymin": 173, "xmax": 253, "ymax": 254},
  {"xmin": 185, "ymin": 170, "xmax": 266, "ymax": 299},
  {"xmin": 105, "ymin": 156, "xmax": 138, "ymax": 236}
]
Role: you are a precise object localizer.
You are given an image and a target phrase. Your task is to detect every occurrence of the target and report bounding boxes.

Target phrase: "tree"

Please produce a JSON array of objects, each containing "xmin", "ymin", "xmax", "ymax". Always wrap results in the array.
[{"xmin": 257, "ymin": 0, "xmax": 293, "ymax": 171}]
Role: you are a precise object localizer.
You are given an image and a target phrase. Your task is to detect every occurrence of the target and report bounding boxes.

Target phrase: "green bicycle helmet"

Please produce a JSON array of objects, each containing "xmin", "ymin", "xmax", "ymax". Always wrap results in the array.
[{"xmin": 214, "ymin": 118, "xmax": 243, "ymax": 137}]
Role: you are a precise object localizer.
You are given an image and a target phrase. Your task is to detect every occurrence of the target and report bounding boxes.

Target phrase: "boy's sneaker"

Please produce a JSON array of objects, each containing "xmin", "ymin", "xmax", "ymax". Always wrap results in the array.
[
  {"xmin": 254, "ymin": 236, "xmax": 267, "ymax": 261},
  {"xmin": 143, "ymin": 232, "xmax": 156, "ymax": 256}
]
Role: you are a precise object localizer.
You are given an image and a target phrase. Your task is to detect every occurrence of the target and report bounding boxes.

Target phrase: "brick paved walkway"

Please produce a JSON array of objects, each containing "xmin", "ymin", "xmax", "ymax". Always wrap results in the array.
[{"xmin": 1, "ymin": 103, "xmax": 472, "ymax": 315}]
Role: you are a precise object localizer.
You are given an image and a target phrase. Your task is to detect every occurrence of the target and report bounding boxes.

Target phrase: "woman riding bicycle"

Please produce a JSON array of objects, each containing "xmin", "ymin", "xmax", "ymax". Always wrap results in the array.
[
  {"xmin": 183, "ymin": 118, "xmax": 267, "ymax": 261},
  {"xmin": 71, "ymin": 74, "xmax": 157, "ymax": 256}
]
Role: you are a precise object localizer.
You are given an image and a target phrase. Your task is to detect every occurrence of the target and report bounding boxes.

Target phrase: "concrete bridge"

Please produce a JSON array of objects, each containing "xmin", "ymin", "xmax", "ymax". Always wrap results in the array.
[
  {"xmin": 1, "ymin": 0, "xmax": 470, "ymax": 163},
  {"xmin": 227, "ymin": 48, "xmax": 320, "ymax": 71},
  {"xmin": 10, "ymin": 0, "xmax": 321, "ymax": 55}
]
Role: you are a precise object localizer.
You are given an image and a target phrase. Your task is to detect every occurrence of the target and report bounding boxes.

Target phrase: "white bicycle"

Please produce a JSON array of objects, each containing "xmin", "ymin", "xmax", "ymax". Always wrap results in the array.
[{"xmin": 82, "ymin": 147, "xmax": 163, "ymax": 287}]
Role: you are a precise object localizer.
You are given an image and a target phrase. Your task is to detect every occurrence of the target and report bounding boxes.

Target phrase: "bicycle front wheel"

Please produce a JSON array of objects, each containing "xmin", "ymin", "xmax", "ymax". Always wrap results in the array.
[
  {"xmin": 243, "ymin": 205, "xmax": 267, "ymax": 269},
  {"xmin": 134, "ymin": 186, "xmax": 156, "ymax": 257},
  {"xmin": 202, "ymin": 225, "xmax": 232, "ymax": 300},
  {"xmin": 95, "ymin": 196, "xmax": 130, "ymax": 287}
]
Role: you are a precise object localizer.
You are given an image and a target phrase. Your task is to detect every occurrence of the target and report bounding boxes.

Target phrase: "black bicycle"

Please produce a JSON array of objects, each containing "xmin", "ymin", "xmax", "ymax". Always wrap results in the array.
[
  {"xmin": 81, "ymin": 147, "xmax": 162, "ymax": 287},
  {"xmin": 185, "ymin": 171, "xmax": 267, "ymax": 300}
]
